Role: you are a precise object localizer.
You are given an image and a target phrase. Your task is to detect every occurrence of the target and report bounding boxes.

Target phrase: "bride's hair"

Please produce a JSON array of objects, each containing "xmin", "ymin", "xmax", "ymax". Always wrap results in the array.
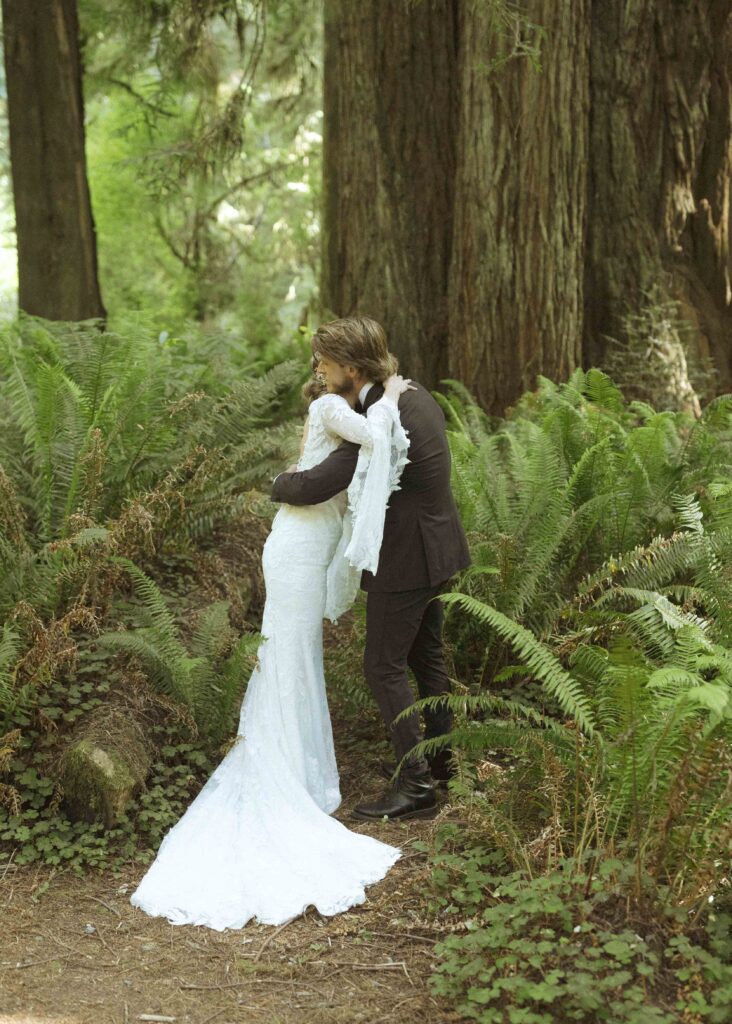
[
  {"xmin": 311, "ymin": 316, "xmax": 399, "ymax": 382},
  {"xmin": 302, "ymin": 354, "xmax": 327, "ymax": 405}
]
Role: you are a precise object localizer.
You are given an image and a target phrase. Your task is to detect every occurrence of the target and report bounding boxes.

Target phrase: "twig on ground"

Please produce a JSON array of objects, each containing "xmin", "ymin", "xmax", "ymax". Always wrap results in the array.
[
  {"xmin": 47, "ymin": 931, "xmax": 90, "ymax": 959},
  {"xmin": 179, "ymin": 981, "xmax": 251, "ymax": 992},
  {"xmin": 83, "ymin": 894, "xmax": 121, "ymax": 918},
  {"xmin": 252, "ymin": 920, "xmax": 294, "ymax": 962},
  {"xmin": 361, "ymin": 929, "xmax": 438, "ymax": 945},
  {"xmin": 317, "ymin": 967, "xmax": 346, "ymax": 982},
  {"xmin": 199, "ymin": 1010, "xmax": 229, "ymax": 1024},
  {"xmin": 392, "ymin": 994, "xmax": 422, "ymax": 1013},
  {"xmin": 0, "ymin": 953, "xmax": 74, "ymax": 970},
  {"xmin": 0, "ymin": 851, "xmax": 16, "ymax": 882},
  {"xmin": 325, "ymin": 960, "xmax": 408, "ymax": 971},
  {"xmin": 86, "ymin": 922, "xmax": 116, "ymax": 956}
]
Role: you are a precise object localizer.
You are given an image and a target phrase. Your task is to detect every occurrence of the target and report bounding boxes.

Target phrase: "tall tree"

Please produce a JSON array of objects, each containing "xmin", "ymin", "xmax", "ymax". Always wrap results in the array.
[
  {"xmin": 322, "ymin": 0, "xmax": 460, "ymax": 387},
  {"xmin": 447, "ymin": 0, "xmax": 588, "ymax": 410},
  {"xmin": 322, "ymin": 0, "xmax": 732, "ymax": 413},
  {"xmin": 2, "ymin": 0, "xmax": 105, "ymax": 320}
]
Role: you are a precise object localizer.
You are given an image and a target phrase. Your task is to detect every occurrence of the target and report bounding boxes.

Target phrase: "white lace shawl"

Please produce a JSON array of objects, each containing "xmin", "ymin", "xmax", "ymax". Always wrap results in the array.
[{"xmin": 311, "ymin": 393, "xmax": 409, "ymax": 622}]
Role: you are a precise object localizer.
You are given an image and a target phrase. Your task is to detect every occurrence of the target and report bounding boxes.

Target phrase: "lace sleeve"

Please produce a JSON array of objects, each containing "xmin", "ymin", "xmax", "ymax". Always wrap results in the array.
[
  {"xmin": 324, "ymin": 395, "xmax": 410, "ymax": 622},
  {"xmin": 344, "ymin": 401, "xmax": 409, "ymax": 571},
  {"xmin": 318, "ymin": 392, "xmax": 382, "ymax": 446}
]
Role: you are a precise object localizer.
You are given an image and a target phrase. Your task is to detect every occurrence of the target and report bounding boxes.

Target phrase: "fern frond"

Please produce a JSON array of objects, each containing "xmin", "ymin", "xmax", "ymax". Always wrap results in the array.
[{"xmin": 440, "ymin": 592, "xmax": 596, "ymax": 735}]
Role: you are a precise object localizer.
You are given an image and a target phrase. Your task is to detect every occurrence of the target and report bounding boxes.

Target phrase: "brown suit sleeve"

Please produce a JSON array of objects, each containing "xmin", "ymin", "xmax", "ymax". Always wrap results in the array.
[{"xmin": 270, "ymin": 441, "xmax": 359, "ymax": 505}]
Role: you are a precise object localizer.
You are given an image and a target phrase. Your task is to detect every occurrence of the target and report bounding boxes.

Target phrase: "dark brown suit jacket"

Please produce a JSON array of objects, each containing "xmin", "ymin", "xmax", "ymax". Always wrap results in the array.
[{"xmin": 270, "ymin": 382, "xmax": 471, "ymax": 592}]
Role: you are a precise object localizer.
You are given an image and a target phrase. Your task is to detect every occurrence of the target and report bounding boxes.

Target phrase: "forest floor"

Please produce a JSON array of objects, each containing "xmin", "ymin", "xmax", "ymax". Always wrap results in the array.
[{"xmin": 0, "ymin": 697, "xmax": 463, "ymax": 1024}]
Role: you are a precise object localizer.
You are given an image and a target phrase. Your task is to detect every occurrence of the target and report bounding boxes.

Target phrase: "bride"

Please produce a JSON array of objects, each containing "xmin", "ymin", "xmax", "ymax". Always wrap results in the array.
[{"xmin": 129, "ymin": 363, "xmax": 412, "ymax": 931}]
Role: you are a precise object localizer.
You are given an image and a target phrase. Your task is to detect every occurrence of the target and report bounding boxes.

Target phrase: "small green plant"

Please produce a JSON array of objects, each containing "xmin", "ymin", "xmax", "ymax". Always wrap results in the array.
[
  {"xmin": 0, "ymin": 721, "xmax": 216, "ymax": 873},
  {"xmin": 424, "ymin": 827, "xmax": 732, "ymax": 1024}
]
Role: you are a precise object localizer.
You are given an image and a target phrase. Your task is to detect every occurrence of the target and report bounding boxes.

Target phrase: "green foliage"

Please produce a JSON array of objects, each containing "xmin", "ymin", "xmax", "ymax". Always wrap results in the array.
[
  {"xmin": 439, "ymin": 368, "xmax": 706, "ymax": 666},
  {"xmin": 475, "ymin": 0, "xmax": 548, "ymax": 75},
  {"xmin": 0, "ymin": 633, "xmax": 223, "ymax": 872},
  {"xmin": 0, "ymin": 315, "xmax": 302, "ymax": 631},
  {"xmin": 0, "ymin": 315, "xmax": 302, "ymax": 540},
  {"xmin": 424, "ymin": 828, "xmax": 732, "ymax": 1024},
  {"xmin": 417, "ymin": 370, "xmax": 732, "ymax": 1023},
  {"xmin": 0, "ymin": 314, "xmax": 302, "ymax": 858},
  {"xmin": 413, "ymin": 371, "xmax": 732, "ymax": 941},
  {"xmin": 82, "ymin": 0, "xmax": 322, "ymax": 339},
  {"xmin": 0, "ymin": 711, "xmax": 215, "ymax": 873},
  {"xmin": 0, "ymin": 623, "xmax": 23, "ymax": 721},
  {"xmin": 440, "ymin": 592, "xmax": 597, "ymax": 735},
  {"xmin": 98, "ymin": 558, "xmax": 260, "ymax": 744},
  {"xmin": 1, "ymin": 317, "xmax": 171, "ymax": 539}
]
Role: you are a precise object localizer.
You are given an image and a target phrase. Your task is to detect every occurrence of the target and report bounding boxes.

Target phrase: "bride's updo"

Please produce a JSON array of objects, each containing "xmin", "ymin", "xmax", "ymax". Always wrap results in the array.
[{"xmin": 302, "ymin": 354, "xmax": 327, "ymax": 405}]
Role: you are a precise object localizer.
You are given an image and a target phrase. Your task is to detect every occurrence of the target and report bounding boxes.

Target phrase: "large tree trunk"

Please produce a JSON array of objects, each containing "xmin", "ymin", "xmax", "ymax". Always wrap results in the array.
[
  {"xmin": 447, "ymin": 0, "xmax": 588, "ymax": 411},
  {"xmin": 584, "ymin": 1, "xmax": 732, "ymax": 387},
  {"xmin": 322, "ymin": 1, "xmax": 732, "ymax": 413},
  {"xmin": 322, "ymin": 0, "xmax": 587, "ymax": 411},
  {"xmin": 322, "ymin": 0, "xmax": 459, "ymax": 385},
  {"xmin": 2, "ymin": 0, "xmax": 105, "ymax": 321}
]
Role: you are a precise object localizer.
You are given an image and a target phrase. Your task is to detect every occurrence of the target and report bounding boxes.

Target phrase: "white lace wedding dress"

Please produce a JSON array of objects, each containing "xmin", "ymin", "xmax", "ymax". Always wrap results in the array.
[{"xmin": 129, "ymin": 392, "xmax": 409, "ymax": 930}]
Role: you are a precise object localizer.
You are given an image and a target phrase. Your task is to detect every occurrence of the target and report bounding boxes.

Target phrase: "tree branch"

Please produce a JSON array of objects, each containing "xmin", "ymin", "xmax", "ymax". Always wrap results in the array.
[{"xmin": 102, "ymin": 76, "xmax": 175, "ymax": 118}]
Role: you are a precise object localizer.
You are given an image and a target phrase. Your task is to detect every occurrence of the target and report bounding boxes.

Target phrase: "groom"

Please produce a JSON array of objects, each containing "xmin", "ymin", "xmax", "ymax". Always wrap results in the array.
[{"xmin": 270, "ymin": 316, "xmax": 471, "ymax": 820}]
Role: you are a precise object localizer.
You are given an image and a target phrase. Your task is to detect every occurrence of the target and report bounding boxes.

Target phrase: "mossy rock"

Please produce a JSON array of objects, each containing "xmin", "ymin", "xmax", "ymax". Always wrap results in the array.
[{"xmin": 57, "ymin": 706, "xmax": 152, "ymax": 827}]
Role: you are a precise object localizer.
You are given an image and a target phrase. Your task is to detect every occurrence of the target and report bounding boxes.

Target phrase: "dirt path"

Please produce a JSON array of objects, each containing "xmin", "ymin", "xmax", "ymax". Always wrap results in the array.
[{"xmin": 1, "ymin": 707, "xmax": 461, "ymax": 1024}]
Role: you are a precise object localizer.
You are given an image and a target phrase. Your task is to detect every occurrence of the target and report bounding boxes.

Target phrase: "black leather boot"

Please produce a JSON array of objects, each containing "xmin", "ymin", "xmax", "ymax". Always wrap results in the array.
[{"xmin": 352, "ymin": 766, "xmax": 437, "ymax": 821}]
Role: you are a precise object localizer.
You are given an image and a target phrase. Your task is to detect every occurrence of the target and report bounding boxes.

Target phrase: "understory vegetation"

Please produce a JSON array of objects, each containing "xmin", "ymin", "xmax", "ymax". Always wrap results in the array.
[
  {"xmin": 0, "ymin": 314, "xmax": 305, "ymax": 868},
  {"xmin": 408, "ymin": 369, "xmax": 732, "ymax": 1022},
  {"xmin": 0, "ymin": 318, "xmax": 730, "ymax": 1021},
  {"xmin": 2, "ymin": 1, "xmax": 731, "ymax": 1020}
]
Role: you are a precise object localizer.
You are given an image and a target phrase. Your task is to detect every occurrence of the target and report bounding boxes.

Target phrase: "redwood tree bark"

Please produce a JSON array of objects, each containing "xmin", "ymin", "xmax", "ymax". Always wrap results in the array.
[
  {"xmin": 584, "ymin": 1, "xmax": 732, "ymax": 387},
  {"xmin": 446, "ymin": 0, "xmax": 589, "ymax": 411},
  {"xmin": 322, "ymin": 0, "xmax": 732, "ymax": 413},
  {"xmin": 322, "ymin": 0, "xmax": 459, "ymax": 385},
  {"xmin": 2, "ymin": 0, "xmax": 106, "ymax": 321},
  {"xmin": 322, "ymin": 0, "xmax": 588, "ymax": 411}
]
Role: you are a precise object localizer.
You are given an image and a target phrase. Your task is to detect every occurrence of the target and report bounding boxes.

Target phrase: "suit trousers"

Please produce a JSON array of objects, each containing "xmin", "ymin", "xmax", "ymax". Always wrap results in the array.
[{"xmin": 363, "ymin": 581, "xmax": 454, "ymax": 771}]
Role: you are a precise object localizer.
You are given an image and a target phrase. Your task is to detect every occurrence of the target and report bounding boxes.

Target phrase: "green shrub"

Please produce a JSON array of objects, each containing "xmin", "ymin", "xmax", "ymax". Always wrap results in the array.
[{"xmin": 424, "ymin": 828, "xmax": 732, "ymax": 1024}]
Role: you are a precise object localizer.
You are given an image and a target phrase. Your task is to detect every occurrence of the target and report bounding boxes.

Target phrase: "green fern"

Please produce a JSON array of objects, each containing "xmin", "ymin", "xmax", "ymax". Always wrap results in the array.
[
  {"xmin": 98, "ymin": 557, "xmax": 260, "ymax": 742},
  {"xmin": 440, "ymin": 592, "xmax": 596, "ymax": 735},
  {"xmin": 0, "ymin": 624, "xmax": 22, "ymax": 723},
  {"xmin": 431, "ymin": 372, "xmax": 732, "ymax": 886}
]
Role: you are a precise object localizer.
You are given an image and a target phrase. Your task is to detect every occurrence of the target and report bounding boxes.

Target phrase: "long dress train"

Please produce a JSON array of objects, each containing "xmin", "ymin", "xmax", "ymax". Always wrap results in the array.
[{"xmin": 129, "ymin": 392, "xmax": 408, "ymax": 930}]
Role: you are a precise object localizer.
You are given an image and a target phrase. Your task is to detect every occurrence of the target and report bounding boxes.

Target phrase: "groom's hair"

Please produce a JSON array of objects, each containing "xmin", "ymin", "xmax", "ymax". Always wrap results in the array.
[{"xmin": 312, "ymin": 316, "xmax": 399, "ymax": 382}]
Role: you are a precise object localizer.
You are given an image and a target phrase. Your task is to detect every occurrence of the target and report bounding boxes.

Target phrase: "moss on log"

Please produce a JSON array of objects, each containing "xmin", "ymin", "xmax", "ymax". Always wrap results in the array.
[{"xmin": 57, "ymin": 705, "xmax": 152, "ymax": 827}]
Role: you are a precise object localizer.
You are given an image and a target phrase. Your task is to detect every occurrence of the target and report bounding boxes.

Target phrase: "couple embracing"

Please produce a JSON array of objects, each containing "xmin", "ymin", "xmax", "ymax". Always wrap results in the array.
[{"xmin": 130, "ymin": 315, "xmax": 471, "ymax": 931}]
